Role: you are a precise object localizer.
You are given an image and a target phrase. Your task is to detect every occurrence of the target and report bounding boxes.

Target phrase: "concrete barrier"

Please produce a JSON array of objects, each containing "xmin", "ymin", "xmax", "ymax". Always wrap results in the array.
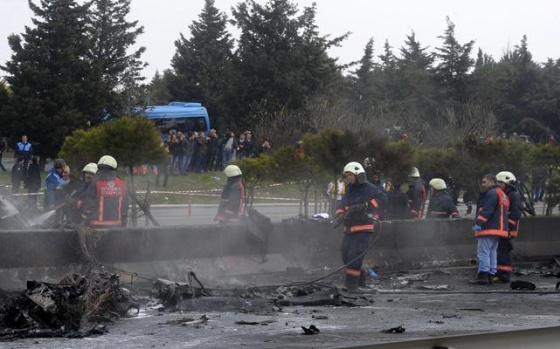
[{"xmin": 0, "ymin": 216, "xmax": 559, "ymax": 290}]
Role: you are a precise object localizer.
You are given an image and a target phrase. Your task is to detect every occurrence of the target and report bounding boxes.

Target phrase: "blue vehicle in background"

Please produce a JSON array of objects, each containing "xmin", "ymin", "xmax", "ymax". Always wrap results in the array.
[{"xmin": 139, "ymin": 102, "xmax": 210, "ymax": 140}]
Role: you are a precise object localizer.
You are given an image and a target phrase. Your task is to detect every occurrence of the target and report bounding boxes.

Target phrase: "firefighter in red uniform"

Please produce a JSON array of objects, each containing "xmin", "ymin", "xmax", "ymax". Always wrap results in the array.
[
  {"xmin": 407, "ymin": 167, "xmax": 426, "ymax": 219},
  {"xmin": 215, "ymin": 165, "xmax": 244, "ymax": 224},
  {"xmin": 494, "ymin": 171, "xmax": 522, "ymax": 283},
  {"xmin": 336, "ymin": 162, "xmax": 387, "ymax": 292},
  {"xmin": 82, "ymin": 155, "xmax": 128, "ymax": 228},
  {"xmin": 469, "ymin": 174, "xmax": 509, "ymax": 285}
]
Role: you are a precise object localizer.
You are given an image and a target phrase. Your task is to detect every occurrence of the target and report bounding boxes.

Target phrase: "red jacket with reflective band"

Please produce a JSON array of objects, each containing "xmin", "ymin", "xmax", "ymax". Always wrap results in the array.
[{"xmin": 89, "ymin": 177, "xmax": 128, "ymax": 227}]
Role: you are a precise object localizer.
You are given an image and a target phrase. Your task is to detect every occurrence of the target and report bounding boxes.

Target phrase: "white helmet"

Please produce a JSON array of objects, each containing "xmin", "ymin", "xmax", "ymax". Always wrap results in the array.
[
  {"xmin": 98, "ymin": 155, "xmax": 117, "ymax": 169},
  {"xmin": 496, "ymin": 171, "xmax": 516, "ymax": 185},
  {"xmin": 224, "ymin": 165, "xmax": 242, "ymax": 177},
  {"xmin": 343, "ymin": 162, "xmax": 365, "ymax": 175},
  {"xmin": 409, "ymin": 166, "xmax": 420, "ymax": 177},
  {"xmin": 82, "ymin": 162, "xmax": 98, "ymax": 174},
  {"xmin": 429, "ymin": 178, "xmax": 446, "ymax": 190}
]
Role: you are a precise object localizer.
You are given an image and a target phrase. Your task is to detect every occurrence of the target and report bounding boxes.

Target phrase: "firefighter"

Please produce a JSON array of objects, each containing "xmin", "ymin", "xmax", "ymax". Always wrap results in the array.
[
  {"xmin": 336, "ymin": 161, "xmax": 387, "ymax": 292},
  {"xmin": 426, "ymin": 178, "xmax": 459, "ymax": 219},
  {"xmin": 469, "ymin": 174, "xmax": 509, "ymax": 285},
  {"xmin": 82, "ymin": 155, "xmax": 128, "ymax": 228},
  {"xmin": 215, "ymin": 165, "xmax": 244, "ymax": 223},
  {"xmin": 407, "ymin": 167, "xmax": 426, "ymax": 219},
  {"xmin": 494, "ymin": 171, "xmax": 522, "ymax": 283}
]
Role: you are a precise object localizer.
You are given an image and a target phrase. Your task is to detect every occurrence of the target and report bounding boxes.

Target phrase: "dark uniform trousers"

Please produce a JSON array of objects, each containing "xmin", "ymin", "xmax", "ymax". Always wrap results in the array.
[{"xmin": 341, "ymin": 231, "xmax": 372, "ymax": 287}]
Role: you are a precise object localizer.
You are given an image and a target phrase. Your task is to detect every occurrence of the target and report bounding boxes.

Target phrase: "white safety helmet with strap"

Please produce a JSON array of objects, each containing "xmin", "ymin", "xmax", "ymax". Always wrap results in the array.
[
  {"xmin": 496, "ymin": 171, "xmax": 516, "ymax": 185},
  {"xmin": 98, "ymin": 155, "xmax": 117, "ymax": 169},
  {"xmin": 82, "ymin": 162, "xmax": 98, "ymax": 174},
  {"xmin": 224, "ymin": 165, "xmax": 242, "ymax": 178},
  {"xmin": 343, "ymin": 161, "xmax": 367, "ymax": 184},
  {"xmin": 429, "ymin": 178, "xmax": 447, "ymax": 190}
]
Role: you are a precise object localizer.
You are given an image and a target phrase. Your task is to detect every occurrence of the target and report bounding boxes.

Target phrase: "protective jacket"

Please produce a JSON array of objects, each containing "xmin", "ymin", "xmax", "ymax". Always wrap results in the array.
[
  {"xmin": 15, "ymin": 142, "xmax": 32, "ymax": 161},
  {"xmin": 407, "ymin": 177, "xmax": 426, "ymax": 219},
  {"xmin": 475, "ymin": 185, "xmax": 509, "ymax": 238},
  {"xmin": 336, "ymin": 181, "xmax": 387, "ymax": 233},
  {"xmin": 505, "ymin": 186, "xmax": 522, "ymax": 237},
  {"xmin": 426, "ymin": 191, "xmax": 459, "ymax": 219},
  {"xmin": 44, "ymin": 168, "xmax": 65, "ymax": 207},
  {"xmin": 216, "ymin": 176, "xmax": 244, "ymax": 223},
  {"xmin": 83, "ymin": 168, "xmax": 128, "ymax": 227}
]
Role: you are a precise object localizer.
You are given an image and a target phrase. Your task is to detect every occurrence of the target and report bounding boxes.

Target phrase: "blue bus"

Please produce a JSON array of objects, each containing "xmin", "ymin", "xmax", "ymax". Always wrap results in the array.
[{"xmin": 140, "ymin": 102, "xmax": 210, "ymax": 139}]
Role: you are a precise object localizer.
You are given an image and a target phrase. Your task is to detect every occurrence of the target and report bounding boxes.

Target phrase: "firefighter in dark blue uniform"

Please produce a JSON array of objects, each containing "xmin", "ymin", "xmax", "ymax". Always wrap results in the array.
[
  {"xmin": 336, "ymin": 162, "xmax": 387, "ymax": 292},
  {"xmin": 407, "ymin": 167, "xmax": 426, "ymax": 219},
  {"xmin": 494, "ymin": 171, "xmax": 522, "ymax": 283},
  {"xmin": 426, "ymin": 178, "xmax": 459, "ymax": 219}
]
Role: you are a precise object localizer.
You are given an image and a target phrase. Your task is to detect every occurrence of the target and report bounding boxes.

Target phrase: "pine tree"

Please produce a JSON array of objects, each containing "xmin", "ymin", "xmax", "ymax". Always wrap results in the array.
[
  {"xmin": 351, "ymin": 38, "xmax": 376, "ymax": 121},
  {"xmin": 399, "ymin": 31, "xmax": 434, "ymax": 71},
  {"xmin": 232, "ymin": 0, "xmax": 345, "ymax": 126},
  {"xmin": 434, "ymin": 17, "xmax": 474, "ymax": 101},
  {"xmin": 169, "ymin": 0, "xmax": 234, "ymax": 127},
  {"xmin": 2, "ymin": 0, "xmax": 93, "ymax": 159},
  {"xmin": 89, "ymin": 0, "xmax": 146, "ymax": 118}
]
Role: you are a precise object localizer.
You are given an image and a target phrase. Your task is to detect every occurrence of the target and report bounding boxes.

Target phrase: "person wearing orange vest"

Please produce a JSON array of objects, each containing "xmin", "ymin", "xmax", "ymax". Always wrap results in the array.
[
  {"xmin": 215, "ymin": 165, "xmax": 244, "ymax": 224},
  {"xmin": 494, "ymin": 171, "xmax": 522, "ymax": 283},
  {"xmin": 469, "ymin": 174, "xmax": 510, "ymax": 285},
  {"xmin": 82, "ymin": 155, "xmax": 128, "ymax": 228}
]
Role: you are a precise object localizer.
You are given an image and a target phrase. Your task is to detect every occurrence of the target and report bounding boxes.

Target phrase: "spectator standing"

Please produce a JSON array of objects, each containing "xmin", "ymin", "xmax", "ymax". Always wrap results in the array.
[
  {"xmin": 244, "ymin": 131, "xmax": 255, "ymax": 158},
  {"xmin": 14, "ymin": 134, "xmax": 33, "ymax": 175},
  {"xmin": 0, "ymin": 137, "xmax": 7, "ymax": 172},
  {"xmin": 236, "ymin": 132, "xmax": 246, "ymax": 159},
  {"xmin": 156, "ymin": 142, "xmax": 171, "ymax": 187},
  {"xmin": 25, "ymin": 156, "xmax": 41, "ymax": 210},
  {"xmin": 180, "ymin": 131, "xmax": 196, "ymax": 176},
  {"xmin": 205, "ymin": 129, "xmax": 219, "ymax": 172},
  {"xmin": 260, "ymin": 139, "xmax": 271, "ymax": 155},
  {"xmin": 11, "ymin": 157, "xmax": 25, "ymax": 194},
  {"xmin": 222, "ymin": 132, "xmax": 236, "ymax": 164},
  {"xmin": 195, "ymin": 132, "xmax": 208, "ymax": 173}
]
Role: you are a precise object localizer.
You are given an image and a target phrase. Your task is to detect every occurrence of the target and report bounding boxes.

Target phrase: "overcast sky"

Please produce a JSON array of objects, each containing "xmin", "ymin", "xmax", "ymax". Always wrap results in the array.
[{"xmin": 2, "ymin": 0, "xmax": 560, "ymax": 80}]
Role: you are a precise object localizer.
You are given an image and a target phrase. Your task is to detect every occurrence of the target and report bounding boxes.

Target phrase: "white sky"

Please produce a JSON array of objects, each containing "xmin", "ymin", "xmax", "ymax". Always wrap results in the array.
[{"xmin": 1, "ymin": 0, "xmax": 560, "ymax": 80}]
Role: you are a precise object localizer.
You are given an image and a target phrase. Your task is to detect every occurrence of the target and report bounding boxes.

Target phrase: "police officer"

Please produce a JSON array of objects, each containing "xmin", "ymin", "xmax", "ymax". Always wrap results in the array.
[
  {"xmin": 44, "ymin": 158, "xmax": 66, "ymax": 210},
  {"xmin": 494, "ymin": 171, "xmax": 522, "ymax": 283},
  {"xmin": 215, "ymin": 165, "xmax": 244, "ymax": 224},
  {"xmin": 336, "ymin": 162, "xmax": 387, "ymax": 292},
  {"xmin": 469, "ymin": 174, "xmax": 509, "ymax": 285},
  {"xmin": 426, "ymin": 178, "xmax": 459, "ymax": 219},
  {"xmin": 82, "ymin": 155, "xmax": 128, "ymax": 228}
]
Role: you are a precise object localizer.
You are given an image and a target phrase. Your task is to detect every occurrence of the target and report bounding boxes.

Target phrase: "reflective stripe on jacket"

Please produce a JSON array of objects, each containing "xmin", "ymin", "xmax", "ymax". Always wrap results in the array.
[
  {"xmin": 505, "ymin": 186, "xmax": 522, "ymax": 237},
  {"xmin": 426, "ymin": 191, "xmax": 458, "ymax": 219},
  {"xmin": 475, "ymin": 185, "xmax": 509, "ymax": 238},
  {"xmin": 338, "ymin": 181, "xmax": 387, "ymax": 234}
]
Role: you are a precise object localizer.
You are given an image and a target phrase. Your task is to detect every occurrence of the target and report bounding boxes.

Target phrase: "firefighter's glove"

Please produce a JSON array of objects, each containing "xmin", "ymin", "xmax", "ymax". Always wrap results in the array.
[{"xmin": 472, "ymin": 224, "xmax": 482, "ymax": 232}]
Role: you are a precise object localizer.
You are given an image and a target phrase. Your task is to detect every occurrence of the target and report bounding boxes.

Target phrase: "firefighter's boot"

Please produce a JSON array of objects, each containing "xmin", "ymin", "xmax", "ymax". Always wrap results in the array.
[
  {"xmin": 468, "ymin": 272, "xmax": 490, "ymax": 285},
  {"xmin": 344, "ymin": 275, "xmax": 359, "ymax": 291}
]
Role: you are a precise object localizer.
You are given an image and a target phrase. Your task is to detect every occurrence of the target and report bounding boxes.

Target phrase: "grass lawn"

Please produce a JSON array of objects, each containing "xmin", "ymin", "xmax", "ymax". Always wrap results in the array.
[{"xmin": 0, "ymin": 166, "xmax": 303, "ymax": 205}]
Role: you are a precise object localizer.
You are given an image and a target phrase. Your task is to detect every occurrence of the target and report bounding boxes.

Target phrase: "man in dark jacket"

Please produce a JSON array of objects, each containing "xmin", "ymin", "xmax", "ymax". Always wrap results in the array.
[
  {"xmin": 215, "ymin": 165, "xmax": 244, "ymax": 223},
  {"xmin": 426, "ymin": 178, "xmax": 459, "ymax": 219},
  {"xmin": 11, "ymin": 157, "xmax": 25, "ymax": 194},
  {"xmin": 385, "ymin": 181, "xmax": 409, "ymax": 220},
  {"xmin": 336, "ymin": 161, "xmax": 387, "ymax": 292},
  {"xmin": 25, "ymin": 156, "xmax": 41, "ymax": 210},
  {"xmin": 469, "ymin": 174, "xmax": 509, "ymax": 285},
  {"xmin": 494, "ymin": 171, "xmax": 522, "ymax": 283}
]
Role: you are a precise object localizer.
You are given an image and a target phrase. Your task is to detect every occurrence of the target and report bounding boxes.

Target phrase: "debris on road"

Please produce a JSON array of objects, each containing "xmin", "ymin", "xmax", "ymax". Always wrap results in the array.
[
  {"xmin": 301, "ymin": 324, "xmax": 320, "ymax": 335},
  {"xmin": 510, "ymin": 280, "xmax": 537, "ymax": 290},
  {"xmin": 381, "ymin": 325, "xmax": 406, "ymax": 334},
  {"xmin": 163, "ymin": 315, "xmax": 209, "ymax": 327}
]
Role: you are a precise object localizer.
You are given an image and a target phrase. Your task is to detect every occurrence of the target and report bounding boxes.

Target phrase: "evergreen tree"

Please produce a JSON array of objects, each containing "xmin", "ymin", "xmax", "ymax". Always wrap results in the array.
[
  {"xmin": 2, "ymin": 0, "xmax": 93, "ymax": 159},
  {"xmin": 351, "ymin": 38, "xmax": 376, "ymax": 121},
  {"xmin": 169, "ymin": 0, "xmax": 234, "ymax": 128},
  {"xmin": 475, "ymin": 48, "xmax": 494, "ymax": 69},
  {"xmin": 434, "ymin": 17, "xmax": 475, "ymax": 101},
  {"xmin": 231, "ymin": 0, "xmax": 345, "ymax": 126},
  {"xmin": 88, "ymin": 0, "xmax": 147, "ymax": 118},
  {"xmin": 399, "ymin": 31, "xmax": 434, "ymax": 71}
]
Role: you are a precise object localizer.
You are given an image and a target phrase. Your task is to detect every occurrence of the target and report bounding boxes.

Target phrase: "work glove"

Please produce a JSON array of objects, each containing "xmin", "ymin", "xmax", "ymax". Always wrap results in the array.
[{"xmin": 472, "ymin": 224, "xmax": 482, "ymax": 232}]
